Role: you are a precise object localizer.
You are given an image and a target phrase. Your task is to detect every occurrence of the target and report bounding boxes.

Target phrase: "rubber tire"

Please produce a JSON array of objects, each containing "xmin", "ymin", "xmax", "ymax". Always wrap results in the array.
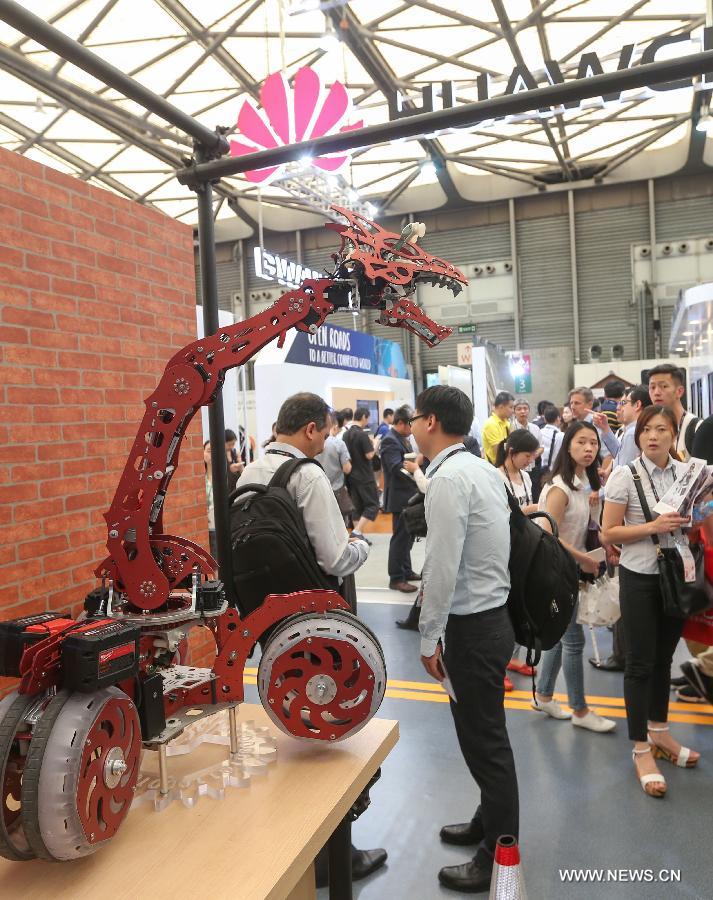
[
  {"xmin": 0, "ymin": 691, "xmax": 38, "ymax": 861},
  {"xmin": 20, "ymin": 690, "xmax": 71, "ymax": 862}
]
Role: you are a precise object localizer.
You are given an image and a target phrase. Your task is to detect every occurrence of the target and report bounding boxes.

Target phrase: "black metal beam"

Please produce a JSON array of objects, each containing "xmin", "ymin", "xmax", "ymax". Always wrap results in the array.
[
  {"xmin": 326, "ymin": 4, "xmax": 461, "ymax": 203},
  {"xmin": 179, "ymin": 48, "xmax": 713, "ymax": 184},
  {"xmin": 0, "ymin": 0, "xmax": 228, "ymax": 154}
]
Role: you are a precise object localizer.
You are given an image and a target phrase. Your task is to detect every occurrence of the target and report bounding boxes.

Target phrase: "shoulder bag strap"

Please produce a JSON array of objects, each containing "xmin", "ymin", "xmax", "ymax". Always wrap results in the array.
[
  {"xmin": 547, "ymin": 427, "xmax": 556, "ymax": 468},
  {"xmin": 627, "ymin": 462, "xmax": 662, "ymax": 557}
]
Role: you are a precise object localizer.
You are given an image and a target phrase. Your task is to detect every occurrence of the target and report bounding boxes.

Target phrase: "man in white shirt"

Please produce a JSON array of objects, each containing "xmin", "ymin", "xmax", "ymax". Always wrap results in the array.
[
  {"xmin": 647, "ymin": 364, "xmax": 701, "ymax": 461},
  {"xmin": 412, "ymin": 385, "xmax": 518, "ymax": 895},
  {"xmin": 235, "ymin": 393, "xmax": 386, "ymax": 884},
  {"xmin": 539, "ymin": 404, "xmax": 563, "ymax": 476},
  {"xmin": 513, "ymin": 399, "xmax": 544, "ymax": 498}
]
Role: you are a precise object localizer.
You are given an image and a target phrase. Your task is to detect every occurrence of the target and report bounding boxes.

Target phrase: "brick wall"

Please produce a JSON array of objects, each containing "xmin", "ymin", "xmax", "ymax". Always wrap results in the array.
[{"xmin": 0, "ymin": 147, "xmax": 212, "ymax": 691}]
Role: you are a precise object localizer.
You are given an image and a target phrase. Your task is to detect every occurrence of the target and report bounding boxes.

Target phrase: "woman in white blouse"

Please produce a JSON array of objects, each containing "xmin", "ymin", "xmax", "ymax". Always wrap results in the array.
[
  {"xmin": 531, "ymin": 422, "xmax": 616, "ymax": 733},
  {"xmin": 602, "ymin": 406, "xmax": 699, "ymax": 798}
]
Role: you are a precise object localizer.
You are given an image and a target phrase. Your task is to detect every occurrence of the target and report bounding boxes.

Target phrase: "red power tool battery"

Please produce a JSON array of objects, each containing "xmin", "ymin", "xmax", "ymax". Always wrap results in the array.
[
  {"xmin": 0, "ymin": 612, "xmax": 74, "ymax": 677},
  {"xmin": 61, "ymin": 619, "xmax": 141, "ymax": 692}
]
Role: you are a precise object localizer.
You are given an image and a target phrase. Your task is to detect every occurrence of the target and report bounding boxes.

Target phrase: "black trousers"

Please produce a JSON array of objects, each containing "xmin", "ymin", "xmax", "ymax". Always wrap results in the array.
[
  {"xmin": 444, "ymin": 605, "xmax": 518, "ymax": 857},
  {"xmin": 387, "ymin": 511, "xmax": 414, "ymax": 582},
  {"xmin": 619, "ymin": 566, "xmax": 685, "ymax": 741}
]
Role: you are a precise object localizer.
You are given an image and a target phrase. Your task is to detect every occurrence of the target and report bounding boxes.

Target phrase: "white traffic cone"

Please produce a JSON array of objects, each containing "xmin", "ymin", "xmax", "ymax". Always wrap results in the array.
[{"xmin": 489, "ymin": 835, "xmax": 526, "ymax": 900}]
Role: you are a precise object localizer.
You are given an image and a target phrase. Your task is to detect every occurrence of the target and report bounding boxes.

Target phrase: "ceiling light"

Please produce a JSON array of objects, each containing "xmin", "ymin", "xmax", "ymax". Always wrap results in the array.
[
  {"xmin": 682, "ymin": 331, "xmax": 692, "ymax": 335},
  {"xmin": 420, "ymin": 161, "xmax": 437, "ymax": 177},
  {"xmin": 365, "ymin": 203, "xmax": 379, "ymax": 217},
  {"xmin": 298, "ymin": 155, "xmax": 312, "ymax": 169},
  {"xmin": 347, "ymin": 189, "xmax": 359, "ymax": 203}
]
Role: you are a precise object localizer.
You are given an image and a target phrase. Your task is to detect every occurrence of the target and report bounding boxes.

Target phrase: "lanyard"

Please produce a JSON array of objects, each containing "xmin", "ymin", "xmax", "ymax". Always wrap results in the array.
[
  {"xmin": 638, "ymin": 457, "xmax": 676, "ymax": 503},
  {"xmin": 266, "ymin": 448, "xmax": 297, "ymax": 459},
  {"xmin": 503, "ymin": 465, "xmax": 531, "ymax": 506},
  {"xmin": 428, "ymin": 446, "xmax": 466, "ymax": 478}
]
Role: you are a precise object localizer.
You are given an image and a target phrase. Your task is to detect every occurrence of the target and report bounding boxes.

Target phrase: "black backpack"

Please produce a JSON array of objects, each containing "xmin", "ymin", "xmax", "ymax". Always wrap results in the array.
[
  {"xmin": 229, "ymin": 458, "xmax": 337, "ymax": 618},
  {"xmin": 504, "ymin": 489, "xmax": 579, "ymax": 668}
]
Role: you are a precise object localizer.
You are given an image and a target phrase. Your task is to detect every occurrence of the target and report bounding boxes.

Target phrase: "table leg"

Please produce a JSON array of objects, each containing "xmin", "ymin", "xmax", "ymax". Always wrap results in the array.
[{"xmin": 327, "ymin": 815, "xmax": 352, "ymax": 900}]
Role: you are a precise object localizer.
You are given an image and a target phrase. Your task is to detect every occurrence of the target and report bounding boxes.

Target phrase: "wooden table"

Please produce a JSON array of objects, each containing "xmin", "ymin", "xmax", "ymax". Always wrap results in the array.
[{"xmin": 0, "ymin": 704, "xmax": 398, "ymax": 900}]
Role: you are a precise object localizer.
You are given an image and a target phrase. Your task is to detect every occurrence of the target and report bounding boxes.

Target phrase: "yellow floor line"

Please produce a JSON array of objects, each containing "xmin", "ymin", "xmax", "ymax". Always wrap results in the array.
[{"xmin": 242, "ymin": 671, "xmax": 713, "ymax": 725}]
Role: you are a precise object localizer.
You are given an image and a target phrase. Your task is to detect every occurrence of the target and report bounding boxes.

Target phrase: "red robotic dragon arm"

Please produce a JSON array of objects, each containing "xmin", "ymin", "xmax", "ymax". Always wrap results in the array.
[{"xmin": 97, "ymin": 208, "xmax": 466, "ymax": 612}]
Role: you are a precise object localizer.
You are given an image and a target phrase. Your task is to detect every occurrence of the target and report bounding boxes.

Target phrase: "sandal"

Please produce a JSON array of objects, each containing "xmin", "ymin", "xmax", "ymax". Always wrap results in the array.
[
  {"xmin": 632, "ymin": 747, "xmax": 666, "ymax": 798},
  {"xmin": 648, "ymin": 725, "xmax": 699, "ymax": 768}
]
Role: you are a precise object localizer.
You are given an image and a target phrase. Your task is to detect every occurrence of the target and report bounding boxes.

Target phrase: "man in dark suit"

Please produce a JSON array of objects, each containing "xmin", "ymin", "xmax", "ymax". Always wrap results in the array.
[{"xmin": 381, "ymin": 405, "xmax": 420, "ymax": 594}]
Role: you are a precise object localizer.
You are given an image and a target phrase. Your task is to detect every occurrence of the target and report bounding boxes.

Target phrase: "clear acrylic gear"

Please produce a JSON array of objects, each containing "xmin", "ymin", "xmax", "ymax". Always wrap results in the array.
[{"xmin": 131, "ymin": 713, "xmax": 277, "ymax": 812}]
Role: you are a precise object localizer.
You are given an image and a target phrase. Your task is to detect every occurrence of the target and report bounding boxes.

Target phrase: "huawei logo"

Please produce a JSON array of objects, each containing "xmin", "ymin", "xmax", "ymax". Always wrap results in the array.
[{"xmin": 230, "ymin": 66, "xmax": 364, "ymax": 183}]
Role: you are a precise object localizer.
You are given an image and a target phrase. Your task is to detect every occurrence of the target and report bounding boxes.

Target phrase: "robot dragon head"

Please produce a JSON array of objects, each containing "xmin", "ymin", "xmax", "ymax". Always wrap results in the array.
[{"xmin": 325, "ymin": 206, "xmax": 467, "ymax": 348}]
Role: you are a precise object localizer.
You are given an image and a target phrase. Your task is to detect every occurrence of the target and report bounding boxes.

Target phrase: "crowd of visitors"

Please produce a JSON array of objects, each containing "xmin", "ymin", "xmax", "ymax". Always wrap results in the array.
[{"xmin": 199, "ymin": 366, "xmax": 710, "ymax": 892}]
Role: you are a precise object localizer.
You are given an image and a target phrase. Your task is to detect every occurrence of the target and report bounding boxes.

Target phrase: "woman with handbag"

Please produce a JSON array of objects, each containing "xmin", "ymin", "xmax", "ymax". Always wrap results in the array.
[
  {"xmin": 531, "ymin": 422, "xmax": 617, "ymax": 733},
  {"xmin": 602, "ymin": 405, "xmax": 701, "ymax": 798}
]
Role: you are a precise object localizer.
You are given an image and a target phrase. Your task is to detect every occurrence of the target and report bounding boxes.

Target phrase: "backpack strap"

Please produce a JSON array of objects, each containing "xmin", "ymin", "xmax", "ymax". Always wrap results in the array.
[
  {"xmin": 268, "ymin": 456, "xmax": 322, "ymax": 490},
  {"xmin": 546, "ymin": 428, "xmax": 556, "ymax": 469}
]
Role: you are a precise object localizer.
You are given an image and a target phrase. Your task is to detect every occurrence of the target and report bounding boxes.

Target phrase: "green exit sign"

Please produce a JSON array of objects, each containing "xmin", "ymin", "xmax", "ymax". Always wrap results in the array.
[{"xmin": 457, "ymin": 323, "xmax": 476, "ymax": 334}]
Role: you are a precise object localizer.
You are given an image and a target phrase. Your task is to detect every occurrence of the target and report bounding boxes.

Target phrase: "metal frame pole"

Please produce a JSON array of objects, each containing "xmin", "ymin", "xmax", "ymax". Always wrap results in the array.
[
  {"xmin": 567, "ymin": 190, "xmax": 581, "ymax": 365},
  {"xmin": 508, "ymin": 197, "xmax": 521, "ymax": 351},
  {"xmin": 647, "ymin": 178, "xmax": 661, "ymax": 357},
  {"xmin": 196, "ymin": 170, "xmax": 238, "ymax": 607}
]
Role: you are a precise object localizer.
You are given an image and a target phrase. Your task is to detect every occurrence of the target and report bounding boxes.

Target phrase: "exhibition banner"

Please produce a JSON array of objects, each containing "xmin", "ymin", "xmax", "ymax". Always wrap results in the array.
[{"xmin": 286, "ymin": 323, "xmax": 408, "ymax": 379}]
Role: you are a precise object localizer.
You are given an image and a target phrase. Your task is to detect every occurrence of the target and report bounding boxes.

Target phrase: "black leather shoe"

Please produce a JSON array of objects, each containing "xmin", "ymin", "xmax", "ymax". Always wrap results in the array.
[
  {"xmin": 351, "ymin": 847, "xmax": 387, "ymax": 881},
  {"xmin": 588, "ymin": 656, "xmax": 624, "ymax": 672},
  {"xmin": 438, "ymin": 857, "xmax": 492, "ymax": 894},
  {"xmin": 681, "ymin": 661, "xmax": 713, "ymax": 705},
  {"xmin": 440, "ymin": 819, "xmax": 485, "ymax": 846},
  {"xmin": 396, "ymin": 599, "xmax": 421, "ymax": 630}
]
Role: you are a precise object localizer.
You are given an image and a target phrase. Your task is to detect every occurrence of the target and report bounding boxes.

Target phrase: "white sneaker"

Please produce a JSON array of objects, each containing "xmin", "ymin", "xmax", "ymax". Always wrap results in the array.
[
  {"xmin": 531, "ymin": 697, "xmax": 572, "ymax": 720},
  {"xmin": 572, "ymin": 710, "xmax": 616, "ymax": 733}
]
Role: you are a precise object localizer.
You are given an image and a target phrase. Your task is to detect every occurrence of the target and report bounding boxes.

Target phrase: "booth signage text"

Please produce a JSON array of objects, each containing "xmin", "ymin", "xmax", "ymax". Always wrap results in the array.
[
  {"xmin": 254, "ymin": 246, "xmax": 321, "ymax": 289},
  {"xmin": 285, "ymin": 323, "xmax": 408, "ymax": 379},
  {"xmin": 387, "ymin": 29, "xmax": 712, "ymax": 124}
]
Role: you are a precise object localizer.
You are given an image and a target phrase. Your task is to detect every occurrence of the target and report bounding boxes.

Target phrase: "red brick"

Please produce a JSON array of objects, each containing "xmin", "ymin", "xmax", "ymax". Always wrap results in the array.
[
  {"xmin": 0, "ymin": 165, "xmax": 20, "ymax": 189},
  {"xmin": 0, "ymin": 246, "xmax": 24, "ymax": 267},
  {"xmin": 33, "ymin": 405, "xmax": 85, "ymax": 424},
  {"xmin": 12, "ymin": 463, "xmax": 61, "ymax": 484},
  {"xmin": 18, "ymin": 535, "xmax": 68, "ymax": 561},
  {"xmin": 72, "ymin": 194, "xmax": 115, "ymax": 222},
  {"xmin": 3, "ymin": 345, "xmax": 57, "ymax": 368},
  {"xmin": 29, "ymin": 329, "xmax": 78, "ymax": 350},
  {"xmin": 51, "ymin": 242, "xmax": 96, "ymax": 266},
  {"xmin": 57, "ymin": 350, "xmax": 101, "ymax": 370},
  {"xmin": 74, "ymin": 229, "xmax": 116, "ymax": 255},
  {"xmin": 45, "ymin": 166, "xmax": 90, "ymax": 195},
  {"xmin": 63, "ymin": 457, "xmax": 105, "ymax": 476},
  {"xmin": 0, "ymin": 265, "xmax": 49, "ymax": 292},
  {"xmin": 95, "ymin": 219, "xmax": 135, "ymax": 245},
  {"xmin": 7, "ymin": 387, "xmax": 59, "ymax": 405},
  {"xmin": 51, "ymin": 277, "xmax": 96, "ymax": 299},
  {"xmin": 0, "ymin": 544, "xmax": 16, "ymax": 566},
  {"xmin": 34, "ymin": 368, "xmax": 81, "ymax": 387},
  {"xmin": 0, "ymin": 522, "xmax": 38, "ymax": 545},
  {"xmin": 0, "ymin": 482, "xmax": 38, "ymax": 504},
  {"xmin": 66, "ymin": 490, "xmax": 107, "ymax": 511},
  {"xmin": 43, "ymin": 510, "xmax": 90, "ymax": 536},
  {"xmin": 22, "ymin": 174, "xmax": 71, "ymax": 207},
  {"xmin": 75, "ymin": 264, "xmax": 117, "ymax": 288},
  {"xmin": 26, "ymin": 254, "xmax": 75, "ymax": 278},
  {"xmin": 13, "ymin": 497, "xmax": 63, "ymax": 524},
  {"xmin": 1, "ymin": 558, "xmax": 42, "ymax": 584},
  {"xmin": 0, "ymin": 227, "xmax": 50, "ymax": 256},
  {"xmin": 0, "ymin": 286, "xmax": 30, "ymax": 308},
  {"xmin": 61, "ymin": 387, "xmax": 104, "ymax": 405},
  {"xmin": 0, "ymin": 325, "xmax": 27, "ymax": 344},
  {"xmin": 1, "ymin": 596, "xmax": 45, "ymax": 621},
  {"xmin": 40, "ymin": 475, "xmax": 87, "ymax": 499},
  {"xmin": 48, "ymin": 203, "xmax": 94, "ymax": 232},
  {"xmin": 3, "ymin": 306, "xmax": 50, "ymax": 329},
  {"xmin": 31, "ymin": 291, "xmax": 77, "ymax": 314},
  {"xmin": 22, "ymin": 572, "xmax": 73, "ymax": 599},
  {"xmin": 21, "ymin": 212, "xmax": 73, "ymax": 242}
]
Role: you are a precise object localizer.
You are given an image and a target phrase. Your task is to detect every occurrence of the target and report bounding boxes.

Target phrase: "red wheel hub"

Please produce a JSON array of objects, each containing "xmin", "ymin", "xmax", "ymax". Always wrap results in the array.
[
  {"xmin": 76, "ymin": 696, "xmax": 141, "ymax": 845},
  {"xmin": 265, "ymin": 636, "xmax": 377, "ymax": 741}
]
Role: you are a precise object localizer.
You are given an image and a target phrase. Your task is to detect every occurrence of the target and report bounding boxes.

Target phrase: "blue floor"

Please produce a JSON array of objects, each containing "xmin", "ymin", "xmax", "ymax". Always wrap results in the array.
[{"xmin": 248, "ymin": 599, "xmax": 713, "ymax": 900}]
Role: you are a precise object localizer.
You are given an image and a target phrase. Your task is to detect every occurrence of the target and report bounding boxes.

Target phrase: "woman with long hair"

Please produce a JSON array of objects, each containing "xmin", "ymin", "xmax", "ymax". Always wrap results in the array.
[
  {"xmin": 496, "ymin": 430, "xmax": 540, "ymax": 515},
  {"xmin": 531, "ymin": 421, "xmax": 616, "ymax": 733},
  {"xmin": 497, "ymin": 429, "xmax": 540, "ymax": 681},
  {"xmin": 602, "ymin": 406, "xmax": 699, "ymax": 797}
]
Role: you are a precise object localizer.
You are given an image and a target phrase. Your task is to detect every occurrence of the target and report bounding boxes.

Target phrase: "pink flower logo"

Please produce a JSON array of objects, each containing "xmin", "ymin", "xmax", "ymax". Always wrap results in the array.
[{"xmin": 230, "ymin": 67, "xmax": 363, "ymax": 183}]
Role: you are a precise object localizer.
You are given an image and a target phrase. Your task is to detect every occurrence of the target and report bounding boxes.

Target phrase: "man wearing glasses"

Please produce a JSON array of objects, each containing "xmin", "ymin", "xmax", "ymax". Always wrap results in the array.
[{"xmin": 411, "ymin": 386, "xmax": 518, "ymax": 894}]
